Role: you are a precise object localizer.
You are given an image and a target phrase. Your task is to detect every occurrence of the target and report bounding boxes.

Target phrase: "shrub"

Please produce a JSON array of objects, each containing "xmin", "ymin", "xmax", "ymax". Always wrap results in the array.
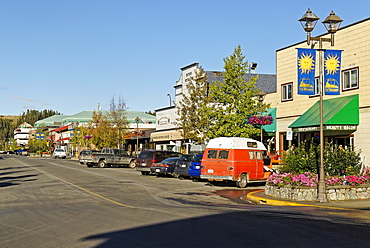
[{"xmin": 282, "ymin": 141, "xmax": 361, "ymax": 176}]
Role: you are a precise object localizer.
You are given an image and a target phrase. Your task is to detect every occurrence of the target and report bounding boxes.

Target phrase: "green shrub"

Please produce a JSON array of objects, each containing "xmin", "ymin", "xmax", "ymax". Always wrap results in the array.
[{"xmin": 282, "ymin": 141, "xmax": 361, "ymax": 176}]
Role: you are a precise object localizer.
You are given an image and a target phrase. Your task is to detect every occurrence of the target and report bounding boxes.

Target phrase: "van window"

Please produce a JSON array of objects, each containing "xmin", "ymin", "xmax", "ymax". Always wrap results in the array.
[
  {"xmin": 247, "ymin": 142, "xmax": 258, "ymax": 148},
  {"xmin": 207, "ymin": 150, "xmax": 217, "ymax": 159},
  {"xmin": 218, "ymin": 150, "xmax": 229, "ymax": 159},
  {"xmin": 256, "ymin": 151, "xmax": 263, "ymax": 160},
  {"xmin": 249, "ymin": 151, "xmax": 255, "ymax": 159}
]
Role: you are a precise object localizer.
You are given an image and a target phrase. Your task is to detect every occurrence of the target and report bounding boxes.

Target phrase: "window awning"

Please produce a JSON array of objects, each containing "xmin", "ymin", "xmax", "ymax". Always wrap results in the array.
[
  {"xmin": 289, "ymin": 94, "xmax": 359, "ymax": 132},
  {"xmin": 263, "ymin": 108, "xmax": 276, "ymax": 133}
]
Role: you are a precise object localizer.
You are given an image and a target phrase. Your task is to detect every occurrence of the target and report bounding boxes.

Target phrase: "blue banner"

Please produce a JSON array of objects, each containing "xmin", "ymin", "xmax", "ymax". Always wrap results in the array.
[
  {"xmin": 324, "ymin": 50, "xmax": 342, "ymax": 95},
  {"xmin": 297, "ymin": 48, "xmax": 316, "ymax": 95}
]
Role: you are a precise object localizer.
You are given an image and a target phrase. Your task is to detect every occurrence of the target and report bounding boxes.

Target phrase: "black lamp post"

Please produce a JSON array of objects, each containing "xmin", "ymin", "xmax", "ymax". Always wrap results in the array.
[
  {"xmin": 256, "ymin": 91, "xmax": 266, "ymax": 142},
  {"xmin": 298, "ymin": 8, "xmax": 343, "ymax": 202},
  {"xmin": 135, "ymin": 116, "xmax": 140, "ymax": 156}
]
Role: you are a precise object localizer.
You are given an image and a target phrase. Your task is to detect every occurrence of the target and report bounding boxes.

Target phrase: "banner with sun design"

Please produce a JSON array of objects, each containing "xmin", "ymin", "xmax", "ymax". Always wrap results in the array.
[
  {"xmin": 297, "ymin": 48, "xmax": 316, "ymax": 95},
  {"xmin": 324, "ymin": 50, "xmax": 342, "ymax": 95}
]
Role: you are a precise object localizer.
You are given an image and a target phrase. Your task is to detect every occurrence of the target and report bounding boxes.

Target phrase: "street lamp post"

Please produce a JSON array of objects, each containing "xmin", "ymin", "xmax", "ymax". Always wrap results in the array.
[
  {"xmin": 256, "ymin": 91, "xmax": 266, "ymax": 143},
  {"xmin": 135, "ymin": 116, "xmax": 140, "ymax": 157},
  {"xmin": 298, "ymin": 9, "xmax": 343, "ymax": 202}
]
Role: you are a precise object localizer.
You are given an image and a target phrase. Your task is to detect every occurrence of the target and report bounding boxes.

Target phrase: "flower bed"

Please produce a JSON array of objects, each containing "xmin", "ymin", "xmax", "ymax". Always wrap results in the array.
[{"xmin": 265, "ymin": 170, "xmax": 370, "ymax": 201}]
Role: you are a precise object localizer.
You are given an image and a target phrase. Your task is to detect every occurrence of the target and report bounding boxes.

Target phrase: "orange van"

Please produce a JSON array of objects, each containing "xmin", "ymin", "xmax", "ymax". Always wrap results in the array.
[{"xmin": 200, "ymin": 137, "xmax": 271, "ymax": 188}]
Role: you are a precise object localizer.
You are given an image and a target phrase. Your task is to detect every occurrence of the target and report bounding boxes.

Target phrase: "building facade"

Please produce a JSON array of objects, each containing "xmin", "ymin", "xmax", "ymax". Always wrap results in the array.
[
  {"xmin": 274, "ymin": 18, "xmax": 370, "ymax": 161},
  {"xmin": 152, "ymin": 62, "xmax": 277, "ymax": 153}
]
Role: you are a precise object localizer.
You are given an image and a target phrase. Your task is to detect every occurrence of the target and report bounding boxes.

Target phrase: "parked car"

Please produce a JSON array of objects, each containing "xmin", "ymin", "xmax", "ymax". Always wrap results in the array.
[
  {"xmin": 187, "ymin": 154, "xmax": 203, "ymax": 179},
  {"xmin": 53, "ymin": 148, "xmax": 67, "ymax": 159},
  {"xmin": 173, "ymin": 154, "xmax": 202, "ymax": 179},
  {"xmin": 15, "ymin": 148, "xmax": 30, "ymax": 155},
  {"xmin": 78, "ymin": 149, "xmax": 100, "ymax": 167},
  {"xmin": 136, "ymin": 150, "xmax": 182, "ymax": 175},
  {"xmin": 87, "ymin": 148, "xmax": 136, "ymax": 168},
  {"xmin": 150, "ymin": 157, "xmax": 181, "ymax": 177}
]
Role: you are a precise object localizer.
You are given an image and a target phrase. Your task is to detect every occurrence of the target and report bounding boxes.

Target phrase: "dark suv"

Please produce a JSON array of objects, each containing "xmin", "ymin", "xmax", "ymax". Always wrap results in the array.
[{"xmin": 136, "ymin": 150, "xmax": 182, "ymax": 175}]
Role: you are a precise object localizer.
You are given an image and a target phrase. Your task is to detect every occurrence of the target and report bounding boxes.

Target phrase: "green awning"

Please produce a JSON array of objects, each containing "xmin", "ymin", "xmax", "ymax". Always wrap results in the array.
[
  {"xmin": 289, "ymin": 94, "xmax": 359, "ymax": 132},
  {"xmin": 263, "ymin": 108, "xmax": 276, "ymax": 133}
]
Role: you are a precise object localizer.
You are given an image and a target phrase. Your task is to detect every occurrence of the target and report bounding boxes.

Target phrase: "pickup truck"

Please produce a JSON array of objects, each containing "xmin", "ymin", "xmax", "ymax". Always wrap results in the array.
[{"xmin": 80, "ymin": 148, "xmax": 136, "ymax": 168}]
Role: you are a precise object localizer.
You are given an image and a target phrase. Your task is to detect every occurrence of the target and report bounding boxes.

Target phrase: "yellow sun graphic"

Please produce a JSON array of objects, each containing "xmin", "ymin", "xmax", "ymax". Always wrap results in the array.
[
  {"xmin": 298, "ymin": 53, "xmax": 315, "ymax": 74},
  {"xmin": 325, "ymin": 54, "xmax": 341, "ymax": 75}
]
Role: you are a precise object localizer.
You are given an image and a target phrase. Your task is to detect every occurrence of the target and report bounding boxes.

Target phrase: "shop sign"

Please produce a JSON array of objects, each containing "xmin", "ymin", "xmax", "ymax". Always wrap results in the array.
[{"xmin": 292, "ymin": 125, "xmax": 357, "ymax": 132}]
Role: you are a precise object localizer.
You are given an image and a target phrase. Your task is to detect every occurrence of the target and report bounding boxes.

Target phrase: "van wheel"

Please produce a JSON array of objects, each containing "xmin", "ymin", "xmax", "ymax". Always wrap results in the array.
[
  {"xmin": 236, "ymin": 174, "xmax": 248, "ymax": 188},
  {"xmin": 98, "ymin": 160, "xmax": 107, "ymax": 168},
  {"xmin": 128, "ymin": 161, "xmax": 136, "ymax": 169}
]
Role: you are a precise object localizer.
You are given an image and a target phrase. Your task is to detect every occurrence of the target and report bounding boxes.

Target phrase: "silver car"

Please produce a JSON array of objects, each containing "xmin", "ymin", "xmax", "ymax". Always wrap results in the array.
[{"xmin": 53, "ymin": 148, "xmax": 67, "ymax": 159}]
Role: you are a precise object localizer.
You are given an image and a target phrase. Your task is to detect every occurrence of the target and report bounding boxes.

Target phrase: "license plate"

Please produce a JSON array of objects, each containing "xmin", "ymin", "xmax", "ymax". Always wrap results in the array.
[
  {"xmin": 195, "ymin": 166, "xmax": 200, "ymax": 169},
  {"xmin": 208, "ymin": 169, "xmax": 214, "ymax": 173},
  {"xmin": 181, "ymin": 164, "xmax": 186, "ymax": 167},
  {"xmin": 142, "ymin": 163, "xmax": 146, "ymax": 166},
  {"xmin": 155, "ymin": 169, "xmax": 160, "ymax": 172}
]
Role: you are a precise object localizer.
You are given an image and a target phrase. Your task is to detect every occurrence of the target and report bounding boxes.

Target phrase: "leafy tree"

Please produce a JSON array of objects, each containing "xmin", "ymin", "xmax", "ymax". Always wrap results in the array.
[
  {"xmin": 206, "ymin": 45, "xmax": 266, "ymax": 139},
  {"xmin": 108, "ymin": 96, "xmax": 129, "ymax": 149},
  {"xmin": 17, "ymin": 109, "xmax": 61, "ymax": 126},
  {"xmin": 28, "ymin": 139, "xmax": 48, "ymax": 153},
  {"xmin": 88, "ymin": 110, "xmax": 116, "ymax": 149},
  {"xmin": 175, "ymin": 67, "xmax": 212, "ymax": 144},
  {"xmin": 0, "ymin": 118, "xmax": 15, "ymax": 147}
]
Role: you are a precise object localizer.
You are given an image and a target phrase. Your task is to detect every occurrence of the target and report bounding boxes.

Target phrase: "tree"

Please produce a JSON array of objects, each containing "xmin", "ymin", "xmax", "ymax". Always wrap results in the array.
[
  {"xmin": 175, "ymin": 67, "xmax": 212, "ymax": 144},
  {"xmin": 88, "ymin": 96, "xmax": 129, "ymax": 149},
  {"xmin": 107, "ymin": 96, "xmax": 129, "ymax": 148},
  {"xmin": 17, "ymin": 109, "xmax": 61, "ymax": 126},
  {"xmin": 206, "ymin": 45, "xmax": 267, "ymax": 139},
  {"xmin": 88, "ymin": 110, "xmax": 115, "ymax": 149}
]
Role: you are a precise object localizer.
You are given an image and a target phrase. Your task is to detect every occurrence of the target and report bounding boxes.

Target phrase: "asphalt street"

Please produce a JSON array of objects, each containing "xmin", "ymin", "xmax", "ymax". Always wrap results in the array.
[{"xmin": 1, "ymin": 155, "xmax": 369, "ymax": 247}]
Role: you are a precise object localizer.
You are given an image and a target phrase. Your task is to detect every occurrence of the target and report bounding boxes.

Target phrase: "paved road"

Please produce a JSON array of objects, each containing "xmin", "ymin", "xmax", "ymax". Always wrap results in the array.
[{"xmin": 1, "ymin": 155, "xmax": 369, "ymax": 247}]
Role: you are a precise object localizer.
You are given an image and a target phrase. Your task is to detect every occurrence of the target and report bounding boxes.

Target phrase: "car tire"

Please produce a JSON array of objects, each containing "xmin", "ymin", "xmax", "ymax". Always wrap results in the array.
[
  {"xmin": 128, "ymin": 161, "xmax": 136, "ymax": 169},
  {"xmin": 87, "ymin": 163, "xmax": 93, "ymax": 168},
  {"xmin": 236, "ymin": 174, "xmax": 248, "ymax": 188},
  {"xmin": 141, "ymin": 171, "xmax": 149, "ymax": 175},
  {"xmin": 98, "ymin": 160, "xmax": 107, "ymax": 168}
]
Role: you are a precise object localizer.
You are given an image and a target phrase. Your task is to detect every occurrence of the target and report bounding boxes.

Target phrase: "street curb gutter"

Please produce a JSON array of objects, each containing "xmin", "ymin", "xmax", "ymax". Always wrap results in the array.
[
  {"xmin": 244, "ymin": 190, "xmax": 357, "ymax": 210},
  {"xmin": 244, "ymin": 190, "xmax": 311, "ymax": 206}
]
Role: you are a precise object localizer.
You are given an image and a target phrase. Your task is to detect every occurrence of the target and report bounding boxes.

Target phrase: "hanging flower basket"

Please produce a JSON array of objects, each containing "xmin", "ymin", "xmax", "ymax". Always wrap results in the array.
[{"xmin": 248, "ymin": 115, "xmax": 274, "ymax": 125}]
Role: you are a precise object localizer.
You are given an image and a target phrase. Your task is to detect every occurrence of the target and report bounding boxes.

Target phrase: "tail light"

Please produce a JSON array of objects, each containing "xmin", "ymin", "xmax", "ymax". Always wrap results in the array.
[
  {"xmin": 91, "ymin": 154, "xmax": 95, "ymax": 158},
  {"xmin": 151, "ymin": 159, "xmax": 156, "ymax": 164},
  {"xmin": 136, "ymin": 159, "xmax": 138, "ymax": 163}
]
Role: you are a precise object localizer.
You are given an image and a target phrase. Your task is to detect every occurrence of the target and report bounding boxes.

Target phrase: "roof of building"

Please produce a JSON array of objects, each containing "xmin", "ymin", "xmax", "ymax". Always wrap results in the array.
[
  {"xmin": 34, "ymin": 111, "xmax": 156, "ymax": 128},
  {"xmin": 34, "ymin": 115, "xmax": 71, "ymax": 127},
  {"xmin": 205, "ymin": 71, "xmax": 277, "ymax": 94}
]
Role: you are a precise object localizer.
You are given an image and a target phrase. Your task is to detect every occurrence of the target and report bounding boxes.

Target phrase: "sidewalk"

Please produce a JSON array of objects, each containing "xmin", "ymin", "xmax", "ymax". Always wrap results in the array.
[{"xmin": 243, "ymin": 190, "xmax": 370, "ymax": 210}]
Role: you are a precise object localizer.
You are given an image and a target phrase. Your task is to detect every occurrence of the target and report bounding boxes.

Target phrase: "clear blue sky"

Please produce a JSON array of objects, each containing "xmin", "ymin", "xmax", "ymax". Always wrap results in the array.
[{"xmin": 0, "ymin": 0, "xmax": 368, "ymax": 115}]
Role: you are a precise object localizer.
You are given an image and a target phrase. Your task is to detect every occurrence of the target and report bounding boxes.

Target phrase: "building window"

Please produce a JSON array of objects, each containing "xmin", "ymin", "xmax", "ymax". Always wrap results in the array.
[
  {"xmin": 343, "ymin": 68, "xmax": 359, "ymax": 90},
  {"xmin": 282, "ymin": 83, "xmax": 293, "ymax": 101}
]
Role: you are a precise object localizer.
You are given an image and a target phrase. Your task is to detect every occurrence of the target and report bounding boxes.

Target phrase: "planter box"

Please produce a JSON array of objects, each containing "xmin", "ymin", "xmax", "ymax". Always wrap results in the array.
[{"xmin": 265, "ymin": 183, "xmax": 370, "ymax": 201}]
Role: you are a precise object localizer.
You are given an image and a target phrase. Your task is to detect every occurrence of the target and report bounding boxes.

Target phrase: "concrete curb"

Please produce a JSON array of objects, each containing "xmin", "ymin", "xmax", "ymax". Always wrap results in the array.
[
  {"xmin": 244, "ymin": 190, "xmax": 312, "ymax": 206},
  {"xmin": 243, "ymin": 190, "xmax": 357, "ymax": 210}
]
